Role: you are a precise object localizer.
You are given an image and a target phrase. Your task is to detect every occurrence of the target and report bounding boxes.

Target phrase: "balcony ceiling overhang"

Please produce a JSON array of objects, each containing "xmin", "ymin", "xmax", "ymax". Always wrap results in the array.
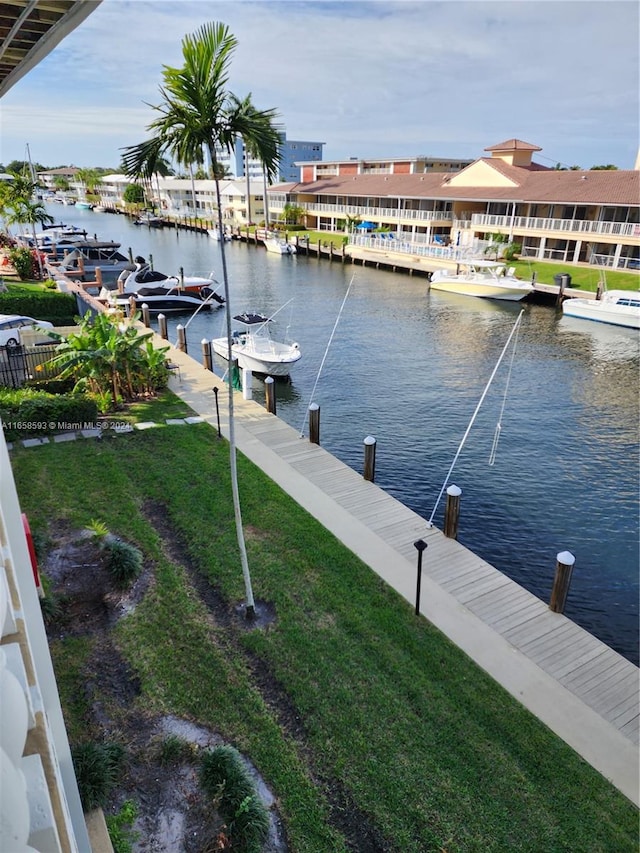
[{"xmin": 0, "ymin": 0, "xmax": 101, "ymax": 98}]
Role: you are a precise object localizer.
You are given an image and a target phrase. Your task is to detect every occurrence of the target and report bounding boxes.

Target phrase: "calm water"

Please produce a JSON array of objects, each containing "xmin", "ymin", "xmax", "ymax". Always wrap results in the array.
[{"xmin": 47, "ymin": 206, "xmax": 640, "ymax": 664}]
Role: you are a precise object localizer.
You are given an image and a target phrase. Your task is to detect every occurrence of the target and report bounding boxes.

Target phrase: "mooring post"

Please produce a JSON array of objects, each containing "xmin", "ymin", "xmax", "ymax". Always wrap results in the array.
[
  {"xmin": 94, "ymin": 267, "xmax": 103, "ymax": 289},
  {"xmin": 414, "ymin": 539, "xmax": 428, "ymax": 616},
  {"xmin": 363, "ymin": 435, "xmax": 376, "ymax": 481},
  {"xmin": 549, "ymin": 551, "xmax": 576, "ymax": 613},
  {"xmin": 556, "ymin": 273, "xmax": 570, "ymax": 306},
  {"xmin": 201, "ymin": 339, "xmax": 212, "ymax": 371},
  {"xmin": 443, "ymin": 485, "xmax": 462, "ymax": 539},
  {"xmin": 141, "ymin": 303, "xmax": 150, "ymax": 328},
  {"xmin": 176, "ymin": 324, "xmax": 187, "ymax": 353},
  {"xmin": 308, "ymin": 402, "xmax": 320, "ymax": 445},
  {"xmin": 265, "ymin": 376, "xmax": 276, "ymax": 414},
  {"xmin": 242, "ymin": 368, "xmax": 253, "ymax": 400},
  {"xmin": 128, "ymin": 295, "xmax": 137, "ymax": 319},
  {"xmin": 157, "ymin": 313, "xmax": 168, "ymax": 340}
]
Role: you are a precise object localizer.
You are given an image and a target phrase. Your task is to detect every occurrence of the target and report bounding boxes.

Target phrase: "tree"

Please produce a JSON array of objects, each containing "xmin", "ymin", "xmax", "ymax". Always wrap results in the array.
[
  {"xmin": 120, "ymin": 144, "xmax": 173, "ymax": 212},
  {"xmin": 76, "ymin": 168, "xmax": 102, "ymax": 197},
  {"xmin": 1, "ymin": 175, "xmax": 53, "ymax": 277},
  {"xmin": 281, "ymin": 203, "xmax": 305, "ymax": 226},
  {"xmin": 123, "ymin": 183, "xmax": 145, "ymax": 205},
  {"xmin": 121, "ymin": 21, "xmax": 282, "ymax": 618},
  {"xmin": 590, "ymin": 164, "xmax": 618, "ymax": 170}
]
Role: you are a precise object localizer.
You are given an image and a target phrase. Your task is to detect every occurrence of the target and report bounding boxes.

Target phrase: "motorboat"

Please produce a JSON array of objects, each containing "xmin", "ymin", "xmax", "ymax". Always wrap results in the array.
[
  {"xmin": 75, "ymin": 201, "xmax": 94, "ymax": 210},
  {"xmin": 115, "ymin": 260, "xmax": 220, "ymax": 296},
  {"xmin": 208, "ymin": 226, "xmax": 231, "ymax": 242},
  {"xmin": 99, "ymin": 260, "xmax": 225, "ymax": 313},
  {"xmin": 134, "ymin": 212, "xmax": 164, "ymax": 228},
  {"xmin": 263, "ymin": 233, "xmax": 296, "ymax": 255},
  {"xmin": 211, "ymin": 312, "xmax": 301, "ymax": 377},
  {"xmin": 49, "ymin": 241, "xmax": 133, "ymax": 283},
  {"xmin": 429, "ymin": 261, "xmax": 533, "ymax": 301},
  {"xmin": 562, "ymin": 289, "xmax": 640, "ymax": 330}
]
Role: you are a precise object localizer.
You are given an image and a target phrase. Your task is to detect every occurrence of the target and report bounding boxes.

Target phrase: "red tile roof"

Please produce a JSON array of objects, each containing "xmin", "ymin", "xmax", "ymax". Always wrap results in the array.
[{"xmin": 272, "ymin": 164, "xmax": 639, "ymax": 206}]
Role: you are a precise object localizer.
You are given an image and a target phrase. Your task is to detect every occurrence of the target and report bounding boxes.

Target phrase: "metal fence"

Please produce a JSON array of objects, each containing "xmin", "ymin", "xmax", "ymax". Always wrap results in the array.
[{"xmin": 0, "ymin": 345, "xmax": 60, "ymax": 388}]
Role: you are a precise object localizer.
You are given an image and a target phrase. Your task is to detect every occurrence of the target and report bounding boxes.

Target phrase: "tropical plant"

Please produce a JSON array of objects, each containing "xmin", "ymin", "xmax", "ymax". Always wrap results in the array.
[
  {"xmin": 53, "ymin": 175, "xmax": 70, "ymax": 192},
  {"xmin": 120, "ymin": 21, "xmax": 282, "ymax": 617},
  {"xmin": 75, "ymin": 167, "xmax": 102, "ymax": 198},
  {"xmin": 281, "ymin": 202, "xmax": 304, "ymax": 226},
  {"xmin": 0, "ymin": 175, "xmax": 53, "ymax": 278},
  {"xmin": 122, "ymin": 183, "xmax": 145, "ymax": 205},
  {"xmin": 46, "ymin": 311, "xmax": 167, "ymax": 410}
]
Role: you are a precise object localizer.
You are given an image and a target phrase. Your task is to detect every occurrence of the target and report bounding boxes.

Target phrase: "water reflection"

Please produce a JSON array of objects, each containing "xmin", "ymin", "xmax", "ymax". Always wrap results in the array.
[{"xmin": 44, "ymin": 205, "xmax": 640, "ymax": 663}]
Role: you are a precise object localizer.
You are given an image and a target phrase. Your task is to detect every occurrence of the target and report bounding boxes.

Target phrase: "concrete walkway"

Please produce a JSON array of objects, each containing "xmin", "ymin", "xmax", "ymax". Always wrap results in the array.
[
  {"xmin": 11, "ymin": 327, "xmax": 638, "ymax": 806},
  {"xmin": 150, "ymin": 338, "xmax": 638, "ymax": 807}
]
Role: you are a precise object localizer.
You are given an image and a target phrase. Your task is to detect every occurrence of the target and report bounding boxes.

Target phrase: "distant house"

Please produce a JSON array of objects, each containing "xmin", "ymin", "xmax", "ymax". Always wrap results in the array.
[
  {"xmin": 267, "ymin": 139, "xmax": 640, "ymax": 271},
  {"xmin": 36, "ymin": 167, "xmax": 80, "ymax": 189}
]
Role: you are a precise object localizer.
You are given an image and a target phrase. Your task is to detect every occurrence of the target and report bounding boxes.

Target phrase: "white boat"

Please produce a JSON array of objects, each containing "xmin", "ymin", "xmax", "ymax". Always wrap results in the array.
[
  {"xmin": 429, "ymin": 261, "xmax": 533, "ymax": 301},
  {"xmin": 50, "ymin": 241, "xmax": 133, "ymax": 283},
  {"xmin": 208, "ymin": 227, "xmax": 231, "ymax": 242},
  {"xmin": 134, "ymin": 212, "xmax": 164, "ymax": 228},
  {"xmin": 562, "ymin": 289, "xmax": 640, "ymax": 330},
  {"xmin": 99, "ymin": 260, "xmax": 225, "ymax": 313},
  {"xmin": 211, "ymin": 312, "xmax": 302, "ymax": 377},
  {"xmin": 75, "ymin": 201, "xmax": 94, "ymax": 210},
  {"xmin": 263, "ymin": 234, "xmax": 296, "ymax": 255}
]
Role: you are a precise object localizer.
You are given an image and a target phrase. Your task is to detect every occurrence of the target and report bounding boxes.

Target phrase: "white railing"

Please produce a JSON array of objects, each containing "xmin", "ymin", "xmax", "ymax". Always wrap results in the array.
[
  {"xmin": 0, "ymin": 434, "xmax": 88, "ymax": 851},
  {"xmin": 349, "ymin": 234, "xmax": 489, "ymax": 259},
  {"xmin": 286, "ymin": 202, "xmax": 453, "ymax": 223},
  {"xmin": 473, "ymin": 213, "xmax": 640, "ymax": 238}
]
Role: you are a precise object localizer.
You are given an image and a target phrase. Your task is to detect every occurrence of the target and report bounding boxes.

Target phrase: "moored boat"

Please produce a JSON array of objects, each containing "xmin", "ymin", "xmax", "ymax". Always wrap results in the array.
[
  {"xmin": 263, "ymin": 233, "xmax": 296, "ymax": 255},
  {"xmin": 562, "ymin": 289, "xmax": 640, "ymax": 329},
  {"xmin": 429, "ymin": 261, "xmax": 533, "ymax": 301},
  {"xmin": 99, "ymin": 260, "xmax": 225, "ymax": 313},
  {"xmin": 211, "ymin": 312, "xmax": 301, "ymax": 377}
]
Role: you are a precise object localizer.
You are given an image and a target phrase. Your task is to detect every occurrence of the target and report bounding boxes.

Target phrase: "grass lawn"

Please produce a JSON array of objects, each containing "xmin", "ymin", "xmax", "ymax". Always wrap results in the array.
[{"xmin": 9, "ymin": 395, "xmax": 638, "ymax": 852}]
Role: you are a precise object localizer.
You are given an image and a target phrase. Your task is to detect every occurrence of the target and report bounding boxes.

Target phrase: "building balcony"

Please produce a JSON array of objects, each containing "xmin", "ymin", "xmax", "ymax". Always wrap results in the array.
[
  {"xmin": 268, "ymin": 199, "xmax": 453, "ymax": 224},
  {"xmin": 472, "ymin": 213, "xmax": 640, "ymax": 242}
]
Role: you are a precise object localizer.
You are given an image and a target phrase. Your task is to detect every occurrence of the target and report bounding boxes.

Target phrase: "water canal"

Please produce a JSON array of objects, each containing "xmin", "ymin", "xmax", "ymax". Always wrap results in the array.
[{"xmin": 45, "ymin": 205, "xmax": 640, "ymax": 664}]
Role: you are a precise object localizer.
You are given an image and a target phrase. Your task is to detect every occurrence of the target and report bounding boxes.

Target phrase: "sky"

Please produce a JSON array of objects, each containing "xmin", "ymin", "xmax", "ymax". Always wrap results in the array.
[{"xmin": 1, "ymin": 0, "xmax": 638, "ymax": 172}]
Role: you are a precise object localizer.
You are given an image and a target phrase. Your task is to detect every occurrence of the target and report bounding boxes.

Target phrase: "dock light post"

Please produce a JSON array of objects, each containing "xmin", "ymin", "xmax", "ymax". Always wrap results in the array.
[
  {"xmin": 213, "ymin": 387, "xmax": 221, "ymax": 438},
  {"xmin": 414, "ymin": 539, "xmax": 428, "ymax": 616}
]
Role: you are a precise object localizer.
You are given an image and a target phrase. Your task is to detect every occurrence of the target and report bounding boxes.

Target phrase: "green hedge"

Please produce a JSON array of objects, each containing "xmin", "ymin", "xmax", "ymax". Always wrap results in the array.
[
  {"xmin": 0, "ymin": 388, "xmax": 98, "ymax": 440},
  {"xmin": 0, "ymin": 291, "xmax": 77, "ymax": 324}
]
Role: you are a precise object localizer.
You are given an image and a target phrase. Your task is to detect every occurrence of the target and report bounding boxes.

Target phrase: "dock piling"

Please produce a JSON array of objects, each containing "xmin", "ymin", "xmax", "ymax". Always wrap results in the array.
[
  {"xmin": 265, "ymin": 376, "xmax": 276, "ymax": 414},
  {"xmin": 201, "ymin": 339, "xmax": 212, "ymax": 371},
  {"xmin": 157, "ymin": 314, "xmax": 168, "ymax": 340},
  {"xmin": 308, "ymin": 403, "xmax": 320, "ymax": 445},
  {"xmin": 176, "ymin": 324, "xmax": 187, "ymax": 353},
  {"xmin": 549, "ymin": 551, "xmax": 576, "ymax": 613},
  {"xmin": 363, "ymin": 435, "xmax": 376, "ymax": 481},
  {"xmin": 444, "ymin": 485, "xmax": 462, "ymax": 539}
]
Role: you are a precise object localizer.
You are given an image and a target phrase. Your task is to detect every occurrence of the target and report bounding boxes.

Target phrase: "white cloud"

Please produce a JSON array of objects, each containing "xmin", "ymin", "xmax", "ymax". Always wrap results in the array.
[{"xmin": 1, "ymin": 0, "xmax": 638, "ymax": 169}]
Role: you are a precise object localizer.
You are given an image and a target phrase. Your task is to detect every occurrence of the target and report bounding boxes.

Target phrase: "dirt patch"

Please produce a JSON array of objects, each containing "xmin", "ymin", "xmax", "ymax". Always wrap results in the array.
[{"xmin": 41, "ymin": 512, "xmax": 388, "ymax": 851}]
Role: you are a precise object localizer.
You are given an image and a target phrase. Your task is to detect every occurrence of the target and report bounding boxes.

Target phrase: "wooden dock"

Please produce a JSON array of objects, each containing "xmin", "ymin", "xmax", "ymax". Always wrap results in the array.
[{"xmin": 161, "ymin": 343, "xmax": 639, "ymax": 805}]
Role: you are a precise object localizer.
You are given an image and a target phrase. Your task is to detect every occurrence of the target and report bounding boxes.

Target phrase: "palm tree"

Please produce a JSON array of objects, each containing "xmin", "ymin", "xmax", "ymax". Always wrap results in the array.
[
  {"xmin": 233, "ymin": 94, "xmax": 281, "ymax": 229},
  {"xmin": 121, "ymin": 22, "xmax": 281, "ymax": 618},
  {"xmin": 2, "ymin": 175, "xmax": 53, "ymax": 277}
]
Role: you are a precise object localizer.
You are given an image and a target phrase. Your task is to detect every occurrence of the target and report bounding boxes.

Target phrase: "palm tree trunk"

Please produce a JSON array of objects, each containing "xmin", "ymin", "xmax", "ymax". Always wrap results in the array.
[{"xmin": 211, "ymin": 145, "xmax": 256, "ymax": 618}]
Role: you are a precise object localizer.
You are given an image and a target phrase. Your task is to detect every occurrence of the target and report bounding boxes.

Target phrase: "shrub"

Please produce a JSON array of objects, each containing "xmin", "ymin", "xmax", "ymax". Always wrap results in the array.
[
  {"xmin": 0, "ymin": 290, "xmax": 77, "ymax": 323},
  {"xmin": 103, "ymin": 537, "xmax": 143, "ymax": 589},
  {"xmin": 0, "ymin": 388, "xmax": 99, "ymax": 440},
  {"xmin": 200, "ymin": 745, "xmax": 270, "ymax": 853},
  {"xmin": 155, "ymin": 734, "xmax": 198, "ymax": 766},
  {"xmin": 8, "ymin": 247, "xmax": 37, "ymax": 280},
  {"xmin": 72, "ymin": 742, "xmax": 124, "ymax": 810}
]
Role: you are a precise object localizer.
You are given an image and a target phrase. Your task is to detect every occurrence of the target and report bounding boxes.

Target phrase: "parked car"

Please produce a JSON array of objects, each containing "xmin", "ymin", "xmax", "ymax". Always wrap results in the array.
[{"xmin": 0, "ymin": 315, "xmax": 54, "ymax": 348}]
